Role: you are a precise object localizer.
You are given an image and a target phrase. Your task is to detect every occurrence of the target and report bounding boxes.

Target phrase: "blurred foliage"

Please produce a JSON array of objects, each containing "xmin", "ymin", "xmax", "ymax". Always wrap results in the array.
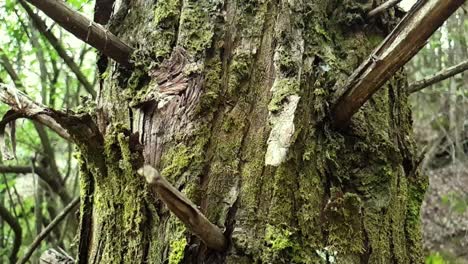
[{"xmin": 0, "ymin": 0, "xmax": 95, "ymax": 262}]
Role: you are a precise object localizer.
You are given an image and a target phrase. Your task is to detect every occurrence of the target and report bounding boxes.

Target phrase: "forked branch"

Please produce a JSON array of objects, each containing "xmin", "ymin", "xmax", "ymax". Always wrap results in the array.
[
  {"xmin": 24, "ymin": 0, "xmax": 133, "ymax": 66},
  {"xmin": 332, "ymin": 0, "xmax": 465, "ymax": 128},
  {"xmin": 408, "ymin": 59, "xmax": 468, "ymax": 93},
  {"xmin": 138, "ymin": 165, "xmax": 227, "ymax": 251}
]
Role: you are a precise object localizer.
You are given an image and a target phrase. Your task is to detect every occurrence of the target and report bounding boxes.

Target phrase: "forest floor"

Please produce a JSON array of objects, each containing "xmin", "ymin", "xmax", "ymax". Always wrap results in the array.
[{"xmin": 422, "ymin": 163, "xmax": 468, "ymax": 263}]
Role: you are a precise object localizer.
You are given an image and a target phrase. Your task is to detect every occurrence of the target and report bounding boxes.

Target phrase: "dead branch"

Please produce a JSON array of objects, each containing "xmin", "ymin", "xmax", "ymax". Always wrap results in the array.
[
  {"xmin": 138, "ymin": 165, "xmax": 227, "ymax": 251},
  {"xmin": 368, "ymin": 0, "xmax": 403, "ymax": 17},
  {"xmin": 0, "ymin": 83, "xmax": 71, "ymax": 140},
  {"xmin": 17, "ymin": 197, "xmax": 79, "ymax": 264},
  {"xmin": 0, "ymin": 203, "xmax": 22, "ymax": 263},
  {"xmin": 19, "ymin": 0, "xmax": 96, "ymax": 98},
  {"xmin": 408, "ymin": 59, "xmax": 468, "ymax": 93},
  {"xmin": 24, "ymin": 0, "xmax": 133, "ymax": 66},
  {"xmin": 332, "ymin": 0, "xmax": 465, "ymax": 129}
]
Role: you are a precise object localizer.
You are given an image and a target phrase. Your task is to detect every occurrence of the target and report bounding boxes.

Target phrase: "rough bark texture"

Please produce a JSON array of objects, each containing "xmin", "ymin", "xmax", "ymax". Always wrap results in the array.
[{"xmin": 76, "ymin": 0, "xmax": 427, "ymax": 263}]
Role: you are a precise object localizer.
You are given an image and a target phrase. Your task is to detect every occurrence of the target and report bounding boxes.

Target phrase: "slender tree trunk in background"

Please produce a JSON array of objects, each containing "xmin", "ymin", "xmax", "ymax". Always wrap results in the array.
[{"xmin": 76, "ymin": 0, "xmax": 427, "ymax": 263}]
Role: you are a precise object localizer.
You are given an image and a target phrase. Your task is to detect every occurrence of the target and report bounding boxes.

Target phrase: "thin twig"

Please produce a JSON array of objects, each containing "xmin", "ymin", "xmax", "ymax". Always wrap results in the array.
[
  {"xmin": 16, "ymin": 197, "xmax": 79, "ymax": 264},
  {"xmin": 408, "ymin": 59, "xmax": 468, "ymax": 93},
  {"xmin": 368, "ymin": 0, "xmax": 403, "ymax": 17}
]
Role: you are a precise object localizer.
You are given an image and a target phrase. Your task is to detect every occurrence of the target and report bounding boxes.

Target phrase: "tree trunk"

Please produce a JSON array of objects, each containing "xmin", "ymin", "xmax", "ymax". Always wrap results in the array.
[{"xmin": 76, "ymin": 0, "xmax": 427, "ymax": 263}]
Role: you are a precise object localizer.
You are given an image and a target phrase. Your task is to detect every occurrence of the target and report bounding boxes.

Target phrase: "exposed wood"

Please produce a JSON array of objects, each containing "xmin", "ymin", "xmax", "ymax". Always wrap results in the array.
[
  {"xmin": 0, "ymin": 203, "xmax": 22, "ymax": 263},
  {"xmin": 0, "ymin": 84, "xmax": 71, "ymax": 140},
  {"xmin": 24, "ymin": 0, "xmax": 133, "ymax": 66},
  {"xmin": 368, "ymin": 0, "xmax": 403, "ymax": 17},
  {"xmin": 408, "ymin": 59, "xmax": 468, "ymax": 93},
  {"xmin": 332, "ymin": 0, "xmax": 465, "ymax": 129},
  {"xmin": 19, "ymin": 0, "xmax": 96, "ymax": 98},
  {"xmin": 17, "ymin": 197, "xmax": 79, "ymax": 264},
  {"xmin": 138, "ymin": 165, "xmax": 227, "ymax": 251}
]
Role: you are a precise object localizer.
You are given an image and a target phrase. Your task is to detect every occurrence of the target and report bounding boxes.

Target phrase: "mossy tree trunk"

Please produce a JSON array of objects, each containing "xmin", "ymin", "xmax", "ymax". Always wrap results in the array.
[{"xmin": 76, "ymin": 0, "xmax": 427, "ymax": 263}]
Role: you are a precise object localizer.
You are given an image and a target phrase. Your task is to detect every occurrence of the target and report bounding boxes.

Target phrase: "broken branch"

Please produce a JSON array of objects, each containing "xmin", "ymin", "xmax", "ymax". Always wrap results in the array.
[
  {"xmin": 368, "ymin": 0, "xmax": 403, "ymax": 17},
  {"xmin": 408, "ymin": 59, "xmax": 468, "ymax": 93},
  {"xmin": 17, "ymin": 197, "xmax": 79, "ymax": 264},
  {"xmin": 332, "ymin": 0, "xmax": 465, "ymax": 129},
  {"xmin": 138, "ymin": 165, "xmax": 227, "ymax": 251},
  {"xmin": 24, "ymin": 0, "xmax": 133, "ymax": 66},
  {"xmin": 0, "ymin": 83, "xmax": 71, "ymax": 140}
]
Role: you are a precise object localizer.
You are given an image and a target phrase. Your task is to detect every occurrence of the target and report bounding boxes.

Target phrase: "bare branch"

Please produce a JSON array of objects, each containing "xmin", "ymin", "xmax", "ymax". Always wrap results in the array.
[
  {"xmin": 408, "ymin": 59, "xmax": 468, "ymax": 93},
  {"xmin": 368, "ymin": 0, "xmax": 403, "ymax": 17},
  {"xmin": 138, "ymin": 165, "xmax": 227, "ymax": 251},
  {"xmin": 332, "ymin": 0, "xmax": 465, "ymax": 129},
  {"xmin": 19, "ymin": 0, "xmax": 96, "ymax": 98},
  {"xmin": 0, "ymin": 83, "xmax": 71, "ymax": 140},
  {"xmin": 17, "ymin": 197, "xmax": 79, "ymax": 264},
  {"xmin": 24, "ymin": 0, "xmax": 133, "ymax": 66},
  {"xmin": 0, "ymin": 203, "xmax": 22, "ymax": 263}
]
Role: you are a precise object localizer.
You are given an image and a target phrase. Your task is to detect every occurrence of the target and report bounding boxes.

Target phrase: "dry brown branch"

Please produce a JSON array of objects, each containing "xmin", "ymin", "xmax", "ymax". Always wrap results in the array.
[
  {"xmin": 138, "ymin": 165, "xmax": 227, "ymax": 251},
  {"xmin": 0, "ymin": 83, "xmax": 71, "ymax": 140},
  {"xmin": 332, "ymin": 0, "xmax": 465, "ymax": 129},
  {"xmin": 408, "ymin": 59, "xmax": 468, "ymax": 93},
  {"xmin": 24, "ymin": 0, "xmax": 133, "ymax": 66}
]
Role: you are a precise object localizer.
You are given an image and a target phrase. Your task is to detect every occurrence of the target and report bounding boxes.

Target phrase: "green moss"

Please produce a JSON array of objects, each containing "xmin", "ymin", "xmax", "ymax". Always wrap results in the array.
[
  {"xmin": 169, "ymin": 238, "xmax": 187, "ymax": 264},
  {"xmin": 154, "ymin": 0, "xmax": 181, "ymax": 26},
  {"xmin": 324, "ymin": 191, "xmax": 365, "ymax": 255},
  {"xmin": 195, "ymin": 58, "xmax": 222, "ymax": 115},
  {"xmin": 161, "ymin": 144, "xmax": 192, "ymax": 181},
  {"xmin": 265, "ymin": 224, "xmax": 294, "ymax": 251},
  {"xmin": 268, "ymin": 78, "xmax": 300, "ymax": 113},
  {"xmin": 178, "ymin": 1, "xmax": 216, "ymax": 56},
  {"xmin": 227, "ymin": 53, "xmax": 251, "ymax": 97},
  {"xmin": 150, "ymin": 0, "xmax": 181, "ymax": 61},
  {"xmin": 262, "ymin": 224, "xmax": 311, "ymax": 264}
]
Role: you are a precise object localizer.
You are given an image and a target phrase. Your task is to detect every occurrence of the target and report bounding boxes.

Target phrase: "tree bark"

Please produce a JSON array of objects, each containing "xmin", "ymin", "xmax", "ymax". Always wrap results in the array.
[{"xmin": 76, "ymin": 0, "xmax": 427, "ymax": 263}]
